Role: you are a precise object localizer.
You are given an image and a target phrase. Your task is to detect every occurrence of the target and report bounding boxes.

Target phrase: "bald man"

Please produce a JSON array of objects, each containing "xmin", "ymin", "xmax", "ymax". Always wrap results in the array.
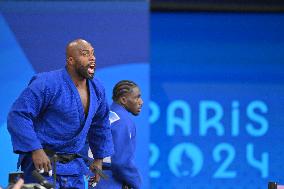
[{"xmin": 7, "ymin": 39, "xmax": 114, "ymax": 188}]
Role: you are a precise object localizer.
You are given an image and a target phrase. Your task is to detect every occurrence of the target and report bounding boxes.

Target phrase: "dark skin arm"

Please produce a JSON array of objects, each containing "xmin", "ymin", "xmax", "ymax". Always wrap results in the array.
[
  {"xmin": 31, "ymin": 149, "xmax": 52, "ymax": 173},
  {"xmin": 89, "ymin": 159, "xmax": 103, "ymax": 182}
]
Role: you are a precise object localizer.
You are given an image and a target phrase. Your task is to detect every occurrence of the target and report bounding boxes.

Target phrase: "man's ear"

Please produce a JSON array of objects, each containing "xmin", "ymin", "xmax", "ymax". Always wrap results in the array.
[
  {"xmin": 119, "ymin": 96, "xmax": 127, "ymax": 105},
  {"xmin": 67, "ymin": 57, "xmax": 74, "ymax": 65}
]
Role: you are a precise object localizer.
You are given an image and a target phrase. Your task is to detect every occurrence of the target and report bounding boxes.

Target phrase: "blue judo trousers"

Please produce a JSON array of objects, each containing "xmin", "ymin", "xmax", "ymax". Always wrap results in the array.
[
  {"xmin": 94, "ymin": 102, "xmax": 141, "ymax": 189},
  {"xmin": 7, "ymin": 68, "xmax": 114, "ymax": 188}
]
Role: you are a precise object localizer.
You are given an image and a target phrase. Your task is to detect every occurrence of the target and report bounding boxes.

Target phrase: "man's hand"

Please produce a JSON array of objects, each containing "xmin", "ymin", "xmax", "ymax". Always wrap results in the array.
[
  {"xmin": 122, "ymin": 185, "xmax": 130, "ymax": 189},
  {"xmin": 89, "ymin": 159, "xmax": 103, "ymax": 183},
  {"xmin": 31, "ymin": 149, "xmax": 51, "ymax": 173},
  {"xmin": 12, "ymin": 178, "xmax": 24, "ymax": 189}
]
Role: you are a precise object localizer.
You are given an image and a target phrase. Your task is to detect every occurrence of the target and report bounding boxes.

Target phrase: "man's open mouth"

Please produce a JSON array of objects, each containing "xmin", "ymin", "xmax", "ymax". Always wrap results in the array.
[{"xmin": 88, "ymin": 64, "xmax": 95, "ymax": 74}]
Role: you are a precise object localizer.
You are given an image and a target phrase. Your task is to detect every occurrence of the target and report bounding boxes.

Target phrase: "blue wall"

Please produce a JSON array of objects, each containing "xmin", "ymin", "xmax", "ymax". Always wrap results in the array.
[
  {"xmin": 0, "ymin": 2, "xmax": 149, "ymax": 188},
  {"xmin": 150, "ymin": 12, "xmax": 284, "ymax": 188}
]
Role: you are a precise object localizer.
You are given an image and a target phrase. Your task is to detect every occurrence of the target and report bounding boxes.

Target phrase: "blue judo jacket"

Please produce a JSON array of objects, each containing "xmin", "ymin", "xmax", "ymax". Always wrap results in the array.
[
  {"xmin": 7, "ymin": 68, "xmax": 114, "ymax": 176},
  {"xmin": 95, "ymin": 102, "xmax": 141, "ymax": 189}
]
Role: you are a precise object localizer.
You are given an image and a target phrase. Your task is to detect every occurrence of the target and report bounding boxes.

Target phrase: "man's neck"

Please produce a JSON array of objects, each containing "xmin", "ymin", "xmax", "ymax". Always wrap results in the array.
[
  {"xmin": 66, "ymin": 66, "xmax": 87, "ymax": 88},
  {"xmin": 115, "ymin": 101, "xmax": 127, "ymax": 111},
  {"xmin": 74, "ymin": 78, "xmax": 87, "ymax": 88}
]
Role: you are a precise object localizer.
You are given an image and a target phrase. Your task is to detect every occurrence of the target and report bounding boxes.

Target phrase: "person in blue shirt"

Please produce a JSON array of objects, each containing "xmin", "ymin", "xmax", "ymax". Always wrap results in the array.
[
  {"xmin": 93, "ymin": 80, "xmax": 143, "ymax": 189},
  {"xmin": 7, "ymin": 39, "xmax": 114, "ymax": 189}
]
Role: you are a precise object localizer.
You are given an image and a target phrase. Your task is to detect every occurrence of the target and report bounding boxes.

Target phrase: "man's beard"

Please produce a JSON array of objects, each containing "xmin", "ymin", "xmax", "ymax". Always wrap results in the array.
[{"xmin": 75, "ymin": 62, "xmax": 94, "ymax": 79}]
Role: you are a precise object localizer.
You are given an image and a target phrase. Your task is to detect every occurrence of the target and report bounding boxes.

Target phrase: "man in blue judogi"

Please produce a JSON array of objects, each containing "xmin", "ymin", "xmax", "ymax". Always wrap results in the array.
[
  {"xmin": 93, "ymin": 80, "xmax": 143, "ymax": 189},
  {"xmin": 7, "ymin": 39, "xmax": 114, "ymax": 188}
]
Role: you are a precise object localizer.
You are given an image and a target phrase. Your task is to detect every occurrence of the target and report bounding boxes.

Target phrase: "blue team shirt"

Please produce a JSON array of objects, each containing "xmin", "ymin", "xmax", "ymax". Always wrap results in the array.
[{"xmin": 96, "ymin": 102, "xmax": 141, "ymax": 189}]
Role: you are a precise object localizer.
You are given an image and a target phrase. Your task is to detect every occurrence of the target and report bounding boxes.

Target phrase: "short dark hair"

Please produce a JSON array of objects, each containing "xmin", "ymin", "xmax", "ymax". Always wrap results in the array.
[{"xmin": 112, "ymin": 80, "xmax": 138, "ymax": 102}]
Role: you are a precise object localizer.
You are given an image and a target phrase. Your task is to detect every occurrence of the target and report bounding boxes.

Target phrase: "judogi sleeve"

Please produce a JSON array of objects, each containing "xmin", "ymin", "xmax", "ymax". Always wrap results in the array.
[
  {"xmin": 111, "ymin": 121, "xmax": 141, "ymax": 189},
  {"xmin": 88, "ymin": 87, "xmax": 114, "ymax": 159},
  {"xmin": 7, "ymin": 75, "xmax": 49, "ymax": 153}
]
